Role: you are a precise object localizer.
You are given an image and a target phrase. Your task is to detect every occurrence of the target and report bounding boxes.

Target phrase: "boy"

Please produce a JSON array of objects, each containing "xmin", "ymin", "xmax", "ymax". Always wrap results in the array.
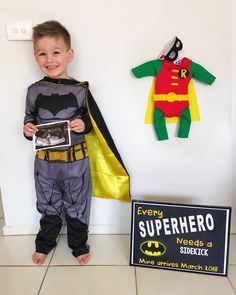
[{"xmin": 23, "ymin": 20, "xmax": 93, "ymax": 265}]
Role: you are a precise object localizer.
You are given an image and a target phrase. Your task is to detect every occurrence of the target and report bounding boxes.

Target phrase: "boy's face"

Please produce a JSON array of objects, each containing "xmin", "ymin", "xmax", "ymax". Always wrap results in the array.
[{"xmin": 34, "ymin": 36, "xmax": 74, "ymax": 79}]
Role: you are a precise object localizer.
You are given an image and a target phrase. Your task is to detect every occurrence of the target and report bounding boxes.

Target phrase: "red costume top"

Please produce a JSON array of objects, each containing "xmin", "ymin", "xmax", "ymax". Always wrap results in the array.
[
  {"xmin": 132, "ymin": 57, "xmax": 216, "ymax": 118},
  {"xmin": 155, "ymin": 58, "xmax": 191, "ymax": 94}
]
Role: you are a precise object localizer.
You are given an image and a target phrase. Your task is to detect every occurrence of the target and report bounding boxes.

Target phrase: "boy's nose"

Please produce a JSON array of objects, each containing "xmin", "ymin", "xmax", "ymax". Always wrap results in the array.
[{"xmin": 46, "ymin": 54, "xmax": 53, "ymax": 62}]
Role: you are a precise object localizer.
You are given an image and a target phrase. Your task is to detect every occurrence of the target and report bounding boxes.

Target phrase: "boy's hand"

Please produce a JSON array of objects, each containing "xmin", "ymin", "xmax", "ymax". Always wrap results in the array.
[
  {"xmin": 69, "ymin": 119, "xmax": 85, "ymax": 133},
  {"xmin": 24, "ymin": 122, "xmax": 38, "ymax": 137}
]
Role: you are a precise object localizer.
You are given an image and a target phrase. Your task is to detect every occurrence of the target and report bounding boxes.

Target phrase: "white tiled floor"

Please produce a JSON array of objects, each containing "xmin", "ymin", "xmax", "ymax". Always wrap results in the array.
[{"xmin": 0, "ymin": 213, "xmax": 236, "ymax": 294}]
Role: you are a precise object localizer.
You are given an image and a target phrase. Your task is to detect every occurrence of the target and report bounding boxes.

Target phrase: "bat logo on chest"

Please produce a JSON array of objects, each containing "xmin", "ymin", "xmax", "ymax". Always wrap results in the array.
[{"xmin": 36, "ymin": 92, "xmax": 78, "ymax": 116}]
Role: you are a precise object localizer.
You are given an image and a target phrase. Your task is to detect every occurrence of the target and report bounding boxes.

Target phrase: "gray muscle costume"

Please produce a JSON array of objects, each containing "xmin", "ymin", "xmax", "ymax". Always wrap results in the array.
[{"xmin": 24, "ymin": 77, "xmax": 93, "ymax": 257}]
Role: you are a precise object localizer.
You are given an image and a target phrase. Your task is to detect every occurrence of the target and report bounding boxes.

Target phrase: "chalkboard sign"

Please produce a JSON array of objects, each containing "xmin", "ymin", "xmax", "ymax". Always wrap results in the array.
[{"xmin": 130, "ymin": 200, "xmax": 231, "ymax": 276}]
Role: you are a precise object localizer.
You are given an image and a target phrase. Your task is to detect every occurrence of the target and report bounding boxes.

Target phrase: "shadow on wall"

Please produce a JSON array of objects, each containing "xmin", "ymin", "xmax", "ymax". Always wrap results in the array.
[{"xmin": 0, "ymin": 189, "xmax": 3, "ymax": 218}]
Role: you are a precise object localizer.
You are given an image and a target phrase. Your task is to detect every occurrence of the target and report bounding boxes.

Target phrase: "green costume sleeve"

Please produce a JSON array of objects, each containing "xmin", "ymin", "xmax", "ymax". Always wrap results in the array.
[
  {"xmin": 132, "ymin": 59, "xmax": 163, "ymax": 78},
  {"xmin": 190, "ymin": 61, "xmax": 216, "ymax": 85}
]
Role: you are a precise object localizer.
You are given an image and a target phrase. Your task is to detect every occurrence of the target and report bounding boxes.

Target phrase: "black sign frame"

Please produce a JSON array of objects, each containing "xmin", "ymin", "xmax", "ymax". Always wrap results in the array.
[{"xmin": 130, "ymin": 200, "xmax": 231, "ymax": 276}]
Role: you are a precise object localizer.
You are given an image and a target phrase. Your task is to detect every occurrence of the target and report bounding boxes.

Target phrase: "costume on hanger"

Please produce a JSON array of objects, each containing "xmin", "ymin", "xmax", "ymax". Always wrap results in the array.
[{"xmin": 131, "ymin": 37, "xmax": 216, "ymax": 140}]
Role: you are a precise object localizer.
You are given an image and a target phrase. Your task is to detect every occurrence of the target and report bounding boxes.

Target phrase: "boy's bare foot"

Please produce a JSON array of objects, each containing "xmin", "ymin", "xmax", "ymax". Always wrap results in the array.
[
  {"xmin": 32, "ymin": 252, "xmax": 47, "ymax": 265},
  {"xmin": 76, "ymin": 253, "xmax": 91, "ymax": 265}
]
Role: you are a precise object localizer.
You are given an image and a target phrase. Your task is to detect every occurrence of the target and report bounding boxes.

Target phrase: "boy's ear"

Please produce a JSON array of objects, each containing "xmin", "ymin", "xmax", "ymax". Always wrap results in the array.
[{"xmin": 68, "ymin": 49, "xmax": 74, "ymax": 62}]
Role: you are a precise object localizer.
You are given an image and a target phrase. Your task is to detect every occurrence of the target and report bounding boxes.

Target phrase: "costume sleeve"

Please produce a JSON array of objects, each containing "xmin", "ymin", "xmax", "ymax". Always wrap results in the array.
[
  {"xmin": 131, "ymin": 59, "xmax": 163, "ymax": 78},
  {"xmin": 71, "ymin": 86, "xmax": 93, "ymax": 135},
  {"xmin": 75, "ymin": 105, "xmax": 93, "ymax": 135},
  {"xmin": 24, "ymin": 87, "xmax": 38, "ymax": 125},
  {"xmin": 190, "ymin": 61, "xmax": 216, "ymax": 85},
  {"xmin": 80, "ymin": 88, "xmax": 93, "ymax": 134},
  {"xmin": 23, "ymin": 86, "xmax": 38, "ymax": 141}
]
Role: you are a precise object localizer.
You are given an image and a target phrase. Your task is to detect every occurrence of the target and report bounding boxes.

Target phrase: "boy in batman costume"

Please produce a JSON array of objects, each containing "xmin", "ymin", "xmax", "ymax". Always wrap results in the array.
[
  {"xmin": 132, "ymin": 37, "xmax": 216, "ymax": 140},
  {"xmin": 23, "ymin": 21, "xmax": 130, "ymax": 265}
]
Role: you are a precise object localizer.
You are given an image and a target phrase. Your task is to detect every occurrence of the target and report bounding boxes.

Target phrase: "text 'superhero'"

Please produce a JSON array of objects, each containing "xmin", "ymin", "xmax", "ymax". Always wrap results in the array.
[{"xmin": 131, "ymin": 38, "xmax": 216, "ymax": 140}]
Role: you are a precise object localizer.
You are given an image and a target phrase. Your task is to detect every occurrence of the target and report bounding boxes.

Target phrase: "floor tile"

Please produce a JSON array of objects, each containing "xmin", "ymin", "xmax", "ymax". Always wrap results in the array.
[
  {"xmin": 0, "ymin": 235, "xmax": 53, "ymax": 266},
  {"xmin": 229, "ymin": 234, "xmax": 236, "ymax": 265},
  {"xmin": 40, "ymin": 266, "xmax": 136, "ymax": 295},
  {"xmin": 51, "ymin": 234, "xmax": 130, "ymax": 265},
  {"xmin": 228, "ymin": 265, "xmax": 236, "ymax": 292},
  {"xmin": 0, "ymin": 266, "xmax": 47, "ymax": 295},
  {"xmin": 136, "ymin": 267, "xmax": 235, "ymax": 295}
]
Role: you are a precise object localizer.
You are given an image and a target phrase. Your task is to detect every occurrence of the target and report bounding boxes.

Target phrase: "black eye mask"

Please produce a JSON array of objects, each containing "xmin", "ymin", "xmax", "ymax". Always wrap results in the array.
[{"xmin": 164, "ymin": 37, "xmax": 183, "ymax": 62}]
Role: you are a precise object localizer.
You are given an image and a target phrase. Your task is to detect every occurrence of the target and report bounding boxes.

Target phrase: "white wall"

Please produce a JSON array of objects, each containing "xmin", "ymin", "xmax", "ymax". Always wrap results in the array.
[
  {"xmin": 231, "ymin": 0, "xmax": 236, "ymax": 232},
  {"xmin": 0, "ymin": 0, "xmax": 235, "ymax": 234}
]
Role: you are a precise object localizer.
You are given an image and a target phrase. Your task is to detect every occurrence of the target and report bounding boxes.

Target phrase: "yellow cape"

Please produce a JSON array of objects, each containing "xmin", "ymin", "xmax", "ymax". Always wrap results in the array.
[
  {"xmin": 85, "ymin": 91, "xmax": 130, "ymax": 202},
  {"xmin": 144, "ymin": 78, "xmax": 200, "ymax": 124}
]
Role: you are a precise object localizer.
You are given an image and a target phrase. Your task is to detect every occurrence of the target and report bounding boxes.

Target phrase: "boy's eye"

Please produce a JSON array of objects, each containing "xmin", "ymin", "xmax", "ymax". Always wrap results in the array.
[
  {"xmin": 54, "ymin": 51, "xmax": 61, "ymax": 55},
  {"xmin": 38, "ymin": 52, "xmax": 46, "ymax": 57}
]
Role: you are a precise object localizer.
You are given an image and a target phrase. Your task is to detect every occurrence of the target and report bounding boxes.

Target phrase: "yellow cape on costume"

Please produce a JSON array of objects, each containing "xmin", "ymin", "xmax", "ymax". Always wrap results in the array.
[
  {"xmin": 144, "ymin": 78, "xmax": 200, "ymax": 124},
  {"xmin": 85, "ymin": 90, "xmax": 130, "ymax": 202}
]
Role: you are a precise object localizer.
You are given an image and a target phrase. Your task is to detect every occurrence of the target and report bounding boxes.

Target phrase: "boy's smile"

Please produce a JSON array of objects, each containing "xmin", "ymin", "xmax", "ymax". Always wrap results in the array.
[{"xmin": 34, "ymin": 36, "xmax": 74, "ymax": 79}]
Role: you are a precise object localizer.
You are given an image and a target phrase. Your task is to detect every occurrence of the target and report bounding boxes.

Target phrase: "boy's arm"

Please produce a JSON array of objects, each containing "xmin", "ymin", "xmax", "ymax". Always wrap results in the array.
[
  {"xmin": 70, "ymin": 87, "xmax": 93, "ymax": 134},
  {"xmin": 69, "ymin": 107, "xmax": 92, "ymax": 134},
  {"xmin": 23, "ymin": 122, "xmax": 38, "ymax": 139},
  {"xmin": 23, "ymin": 87, "xmax": 38, "ymax": 140},
  {"xmin": 81, "ymin": 109, "xmax": 93, "ymax": 134}
]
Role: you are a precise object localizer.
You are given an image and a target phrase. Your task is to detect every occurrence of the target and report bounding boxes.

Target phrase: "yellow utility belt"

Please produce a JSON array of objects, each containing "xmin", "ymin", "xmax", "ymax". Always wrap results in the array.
[
  {"xmin": 36, "ymin": 142, "xmax": 88, "ymax": 163},
  {"xmin": 154, "ymin": 93, "xmax": 189, "ymax": 102}
]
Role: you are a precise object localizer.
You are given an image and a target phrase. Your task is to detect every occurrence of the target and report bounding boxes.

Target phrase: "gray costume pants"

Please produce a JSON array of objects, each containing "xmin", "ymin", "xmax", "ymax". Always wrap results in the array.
[{"xmin": 34, "ymin": 156, "xmax": 92, "ymax": 257}]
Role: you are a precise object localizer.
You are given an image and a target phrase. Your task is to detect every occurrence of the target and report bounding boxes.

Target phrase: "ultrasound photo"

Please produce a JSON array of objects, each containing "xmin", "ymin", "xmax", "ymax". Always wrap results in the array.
[{"xmin": 33, "ymin": 121, "xmax": 71, "ymax": 151}]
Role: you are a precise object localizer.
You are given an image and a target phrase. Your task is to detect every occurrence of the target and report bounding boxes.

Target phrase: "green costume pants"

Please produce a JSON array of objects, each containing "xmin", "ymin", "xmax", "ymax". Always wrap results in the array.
[{"xmin": 154, "ymin": 107, "xmax": 191, "ymax": 140}]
